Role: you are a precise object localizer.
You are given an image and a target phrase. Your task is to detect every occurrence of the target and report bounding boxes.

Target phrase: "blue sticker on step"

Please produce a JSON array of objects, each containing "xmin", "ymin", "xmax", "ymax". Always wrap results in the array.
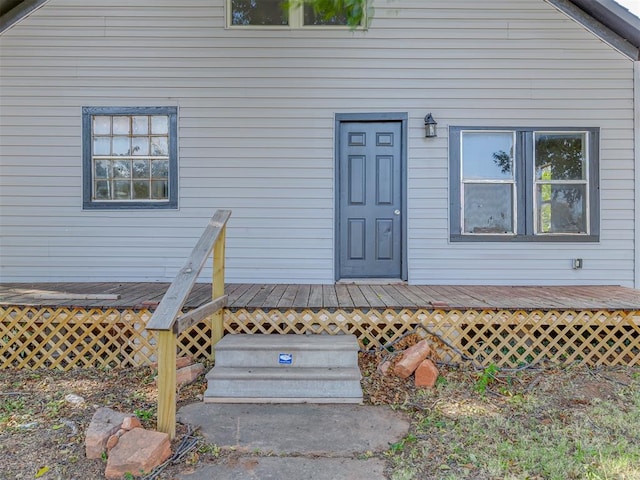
[{"xmin": 279, "ymin": 353, "xmax": 293, "ymax": 365}]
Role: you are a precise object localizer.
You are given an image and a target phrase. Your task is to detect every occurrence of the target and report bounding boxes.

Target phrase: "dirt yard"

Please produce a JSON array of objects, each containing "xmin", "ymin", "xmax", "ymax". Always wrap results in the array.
[{"xmin": 1, "ymin": 349, "xmax": 639, "ymax": 480}]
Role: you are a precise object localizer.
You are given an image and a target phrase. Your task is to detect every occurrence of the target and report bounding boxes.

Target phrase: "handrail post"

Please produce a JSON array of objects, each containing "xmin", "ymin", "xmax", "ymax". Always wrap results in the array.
[
  {"xmin": 211, "ymin": 224, "xmax": 226, "ymax": 353},
  {"xmin": 146, "ymin": 209, "xmax": 231, "ymax": 439},
  {"xmin": 156, "ymin": 330, "xmax": 176, "ymax": 439}
]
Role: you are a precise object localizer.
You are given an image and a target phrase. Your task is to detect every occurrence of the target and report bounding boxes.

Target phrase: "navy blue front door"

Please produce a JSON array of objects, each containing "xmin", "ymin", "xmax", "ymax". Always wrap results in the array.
[{"xmin": 337, "ymin": 121, "xmax": 403, "ymax": 278}]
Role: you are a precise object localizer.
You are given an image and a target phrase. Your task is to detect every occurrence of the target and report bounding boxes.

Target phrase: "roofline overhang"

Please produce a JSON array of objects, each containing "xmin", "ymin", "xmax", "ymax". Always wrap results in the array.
[
  {"xmin": 546, "ymin": 0, "xmax": 640, "ymax": 60},
  {"xmin": 0, "ymin": 0, "xmax": 49, "ymax": 34}
]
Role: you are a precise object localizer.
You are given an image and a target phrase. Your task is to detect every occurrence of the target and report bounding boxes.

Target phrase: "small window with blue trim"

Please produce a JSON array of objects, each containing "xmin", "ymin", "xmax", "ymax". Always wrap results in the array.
[{"xmin": 82, "ymin": 106, "xmax": 178, "ymax": 209}]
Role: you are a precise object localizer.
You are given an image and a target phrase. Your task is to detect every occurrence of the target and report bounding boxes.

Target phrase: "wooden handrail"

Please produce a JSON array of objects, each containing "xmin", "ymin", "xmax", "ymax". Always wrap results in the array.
[
  {"xmin": 146, "ymin": 209, "xmax": 231, "ymax": 439},
  {"xmin": 147, "ymin": 209, "xmax": 231, "ymax": 332}
]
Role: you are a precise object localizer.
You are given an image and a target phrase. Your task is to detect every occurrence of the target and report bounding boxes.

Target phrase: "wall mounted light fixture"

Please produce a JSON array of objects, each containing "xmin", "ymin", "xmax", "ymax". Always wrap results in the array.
[{"xmin": 424, "ymin": 113, "xmax": 437, "ymax": 138}]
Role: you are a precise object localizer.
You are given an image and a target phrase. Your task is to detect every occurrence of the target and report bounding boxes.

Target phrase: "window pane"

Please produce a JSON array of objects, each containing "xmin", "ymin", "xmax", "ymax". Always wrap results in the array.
[
  {"xmin": 304, "ymin": 4, "xmax": 347, "ymax": 25},
  {"xmin": 151, "ymin": 180, "xmax": 168, "ymax": 199},
  {"xmin": 231, "ymin": 0, "xmax": 288, "ymax": 25},
  {"xmin": 132, "ymin": 160, "xmax": 149, "ymax": 178},
  {"xmin": 112, "ymin": 160, "xmax": 131, "ymax": 179},
  {"xmin": 151, "ymin": 160, "xmax": 169, "ymax": 178},
  {"xmin": 112, "ymin": 116, "xmax": 130, "ymax": 135},
  {"xmin": 95, "ymin": 181, "xmax": 111, "ymax": 199},
  {"xmin": 535, "ymin": 133, "xmax": 586, "ymax": 181},
  {"xmin": 151, "ymin": 116, "xmax": 169, "ymax": 135},
  {"xmin": 133, "ymin": 180, "xmax": 150, "ymax": 199},
  {"xmin": 112, "ymin": 136, "xmax": 130, "ymax": 156},
  {"xmin": 93, "ymin": 116, "xmax": 111, "ymax": 135},
  {"xmin": 151, "ymin": 136, "xmax": 168, "ymax": 156},
  {"xmin": 93, "ymin": 137, "xmax": 111, "ymax": 156},
  {"xmin": 95, "ymin": 160, "xmax": 110, "ymax": 179},
  {"xmin": 464, "ymin": 184, "xmax": 513, "ymax": 234},
  {"xmin": 113, "ymin": 180, "xmax": 131, "ymax": 199},
  {"xmin": 132, "ymin": 137, "xmax": 149, "ymax": 156},
  {"xmin": 132, "ymin": 116, "xmax": 149, "ymax": 135},
  {"xmin": 536, "ymin": 184, "xmax": 586, "ymax": 233},
  {"xmin": 462, "ymin": 132, "xmax": 514, "ymax": 180}
]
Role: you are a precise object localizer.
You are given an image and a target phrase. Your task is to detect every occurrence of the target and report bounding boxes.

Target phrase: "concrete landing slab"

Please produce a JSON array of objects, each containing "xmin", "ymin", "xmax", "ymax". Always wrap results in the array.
[
  {"xmin": 177, "ymin": 457, "xmax": 386, "ymax": 480},
  {"xmin": 177, "ymin": 403, "xmax": 410, "ymax": 455}
]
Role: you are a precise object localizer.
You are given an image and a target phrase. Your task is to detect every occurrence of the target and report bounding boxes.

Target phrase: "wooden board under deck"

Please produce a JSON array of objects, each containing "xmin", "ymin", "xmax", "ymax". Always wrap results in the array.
[{"xmin": 1, "ymin": 282, "xmax": 639, "ymax": 311}]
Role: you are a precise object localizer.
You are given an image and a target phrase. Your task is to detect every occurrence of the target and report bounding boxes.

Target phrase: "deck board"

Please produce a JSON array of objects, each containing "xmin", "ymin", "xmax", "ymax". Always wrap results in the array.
[{"xmin": 0, "ymin": 282, "xmax": 638, "ymax": 311}]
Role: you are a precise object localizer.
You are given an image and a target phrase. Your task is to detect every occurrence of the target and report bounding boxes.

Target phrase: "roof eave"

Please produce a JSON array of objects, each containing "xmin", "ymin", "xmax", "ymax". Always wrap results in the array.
[
  {"xmin": 0, "ymin": 0, "xmax": 50, "ymax": 34},
  {"xmin": 549, "ymin": 0, "xmax": 640, "ymax": 60}
]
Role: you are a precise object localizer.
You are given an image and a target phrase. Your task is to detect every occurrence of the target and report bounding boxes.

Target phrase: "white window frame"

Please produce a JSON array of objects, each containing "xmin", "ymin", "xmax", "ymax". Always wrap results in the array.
[
  {"xmin": 449, "ymin": 126, "xmax": 600, "ymax": 242},
  {"xmin": 460, "ymin": 130, "xmax": 517, "ymax": 235},
  {"xmin": 226, "ymin": 0, "xmax": 360, "ymax": 29},
  {"xmin": 532, "ymin": 131, "xmax": 590, "ymax": 235}
]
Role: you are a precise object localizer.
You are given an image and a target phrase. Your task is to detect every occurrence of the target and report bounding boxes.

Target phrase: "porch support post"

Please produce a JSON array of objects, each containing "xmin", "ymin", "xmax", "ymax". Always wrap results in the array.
[
  {"xmin": 156, "ymin": 330, "xmax": 177, "ymax": 439},
  {"xmin": 211, "ymin": 225, "xmax": 226, "ymax": 353}
]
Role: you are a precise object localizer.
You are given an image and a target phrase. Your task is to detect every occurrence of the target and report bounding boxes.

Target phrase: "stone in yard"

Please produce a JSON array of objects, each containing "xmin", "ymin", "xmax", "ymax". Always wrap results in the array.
[
  {"xmin": 394, "ymin": 340, "xmax": 432, "ymax": 379},
  {"xmin": 121, "ymin": 416, "xmax": 142, "ymax": 431},
  {"xmin": 104, "ymin": 428, "xmax": 171, "ymax": 479},
  {"xmin": 85, "ymin": 408, "xmax": 132, "ymax": 459},
  {"xmin": 106, "ymin": 430, "xmax": 124, "ymax": 452},
  {"xmin": 64, "ymin": 393, "xmax": 85, "ymax": 405},
  {"xmin": 377, "ymin": 360, "xmax": 393, "ymax": 376},
  {"xmin": 176, "ymin": 362, "xmax": 205, "ymax": 386},
  {"xmin": 415, "ymin": 359, "xmax": 439, "ymax": 388},
  {"xmin": 152, "ymin": 355, "xmax": 194, "ymax": 370}
]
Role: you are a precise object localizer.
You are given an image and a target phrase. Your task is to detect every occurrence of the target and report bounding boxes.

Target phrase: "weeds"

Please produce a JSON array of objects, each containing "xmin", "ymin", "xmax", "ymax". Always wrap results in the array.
[
  {"xmin": 474, "ymin": 363, "xmax": 499, "ymax": 394},
  {"xmin": 386, "ymin": 366, "xmax": 640, "ymax": 479}
]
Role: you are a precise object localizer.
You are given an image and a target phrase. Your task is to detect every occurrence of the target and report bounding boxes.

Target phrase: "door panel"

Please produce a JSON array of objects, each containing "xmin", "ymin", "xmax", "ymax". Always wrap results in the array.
[{"xmin": 338, "ymin": 121, "xmax": 403, "ymax": 278}]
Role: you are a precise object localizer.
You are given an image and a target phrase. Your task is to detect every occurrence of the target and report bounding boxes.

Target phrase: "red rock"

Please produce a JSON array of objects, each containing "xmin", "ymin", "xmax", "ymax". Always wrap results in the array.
[
  {"xmin": 104, "ymin": 428, "xmax": 171, "ymax": 479},
  {"xmin": 106, "ymin": 434, "xmax": 119, "ymax": 452},
  {"xmin": 151, "ymin": 356, "xmax": 193, "ymax": 370},
  {"xmin": 377, "ymin": 360, "xmax": 393, "ymax": 376},
  {"xmin": 122, "ymin": 416, "xmax": 142, "ymax": 431},
  {"xmin": 85, "ymin": 407, "xmax": 129, "ymax": 459},
  {"xmin": 415, "ymin": 359, "xmax": 439, "ymax": 388},
  {"xmin": 394, "ymin": 340, "xmax": 431, "ymax": 379},
  {"xmin": 176, "ymin": 363, "xmax": 205, "ymax": 386}
]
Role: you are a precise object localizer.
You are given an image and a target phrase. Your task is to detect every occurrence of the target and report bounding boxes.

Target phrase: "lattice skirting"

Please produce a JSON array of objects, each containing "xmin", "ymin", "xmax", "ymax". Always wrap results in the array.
[{"xmin": 1, "ymin": 306, "xmax": 639, "ymax": 370}]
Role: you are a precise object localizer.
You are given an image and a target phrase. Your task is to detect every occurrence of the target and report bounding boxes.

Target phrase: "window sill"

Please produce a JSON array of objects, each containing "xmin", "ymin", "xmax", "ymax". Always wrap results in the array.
[
  {"xmin": 450, "ymin": 234, "xmax": 599, "ymax": 243},
  {"xmin": 83, "ymin": 201, "xmax": 177, "ymax": 210}
]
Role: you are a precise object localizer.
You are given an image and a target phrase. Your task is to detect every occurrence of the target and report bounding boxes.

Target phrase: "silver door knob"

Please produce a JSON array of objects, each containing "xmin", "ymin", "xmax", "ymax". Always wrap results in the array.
[{"xmin": 394, "ymin": 210, "xmax": 401, "ymax": 215}]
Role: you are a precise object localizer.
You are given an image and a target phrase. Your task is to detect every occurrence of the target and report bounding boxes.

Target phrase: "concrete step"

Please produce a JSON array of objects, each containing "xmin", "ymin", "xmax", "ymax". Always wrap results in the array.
[
  {"xmin": 204, "ymin": 367, "xmax": 363, "ymax": 403},
  {"xmin": 214, "ymin": 334, "xmax": 359, "ymax": 368},
  {"xmin": 204, "ymin": 334, "xmax": 363, "ymax": 403}
]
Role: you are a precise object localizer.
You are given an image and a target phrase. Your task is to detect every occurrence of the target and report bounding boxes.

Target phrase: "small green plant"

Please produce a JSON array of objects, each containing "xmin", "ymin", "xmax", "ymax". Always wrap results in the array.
[
  {"xmin": 198, "ymin": 442, "xmax": 222, "ymax": 458},
  {"xmin": 389, "ymin": 433, "xmax": 417, "ymax": 453},
  {"xmin": 45, "ymin": 399, "xmax": 65, "ymax": 418},
  {"xmin": 133, "ymin": 408, "xmax": 154, "ymax": 421},
  {"xmin": 1, "ymin": 398, "xmax": 25, "ymax": 414},
  {"xmin": 123, "ymin": 472, "xmax": 135, "ymax": 480},
  {"xmin": 475, "ymin": 364, "xmax": 499, "ymax": 394}
]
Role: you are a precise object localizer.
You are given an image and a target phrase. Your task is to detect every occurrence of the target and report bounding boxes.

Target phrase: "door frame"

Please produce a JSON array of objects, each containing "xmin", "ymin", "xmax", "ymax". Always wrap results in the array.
[{"xmin": 334, "ymin": 112, "xmax": 409, "ymax": 281}]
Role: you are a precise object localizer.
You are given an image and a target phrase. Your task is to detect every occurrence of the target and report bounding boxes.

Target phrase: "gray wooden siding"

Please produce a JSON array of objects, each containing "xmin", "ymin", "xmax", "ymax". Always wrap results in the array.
[{"xmin": 0, "ymin": 0, "xmax": 635, "ymax": 286}]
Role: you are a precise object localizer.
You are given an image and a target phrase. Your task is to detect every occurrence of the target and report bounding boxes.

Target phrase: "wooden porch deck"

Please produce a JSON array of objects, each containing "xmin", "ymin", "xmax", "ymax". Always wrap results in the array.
[{"xmin": 1, "ymin": 282, "xmax": 639, "ymax": 311}]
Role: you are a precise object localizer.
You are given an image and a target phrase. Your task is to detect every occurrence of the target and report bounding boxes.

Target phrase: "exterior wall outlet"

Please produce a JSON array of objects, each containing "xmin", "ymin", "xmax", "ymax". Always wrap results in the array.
[{"xmin": 572, "ymin": 258, "xmax": 583, "ymax": 269}]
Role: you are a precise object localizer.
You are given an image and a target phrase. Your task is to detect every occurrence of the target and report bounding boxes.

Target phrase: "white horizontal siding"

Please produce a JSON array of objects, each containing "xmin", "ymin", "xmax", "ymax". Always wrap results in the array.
[{"xmin": 0, "ymin": 0, "xmax": 635, "ymax": 286}]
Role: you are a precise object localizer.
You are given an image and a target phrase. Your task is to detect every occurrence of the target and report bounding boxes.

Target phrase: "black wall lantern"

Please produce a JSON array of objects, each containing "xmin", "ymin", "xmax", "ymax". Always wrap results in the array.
[{"xmin": 424, "ymin": 113, "xmax": 437, "ymax": 138}]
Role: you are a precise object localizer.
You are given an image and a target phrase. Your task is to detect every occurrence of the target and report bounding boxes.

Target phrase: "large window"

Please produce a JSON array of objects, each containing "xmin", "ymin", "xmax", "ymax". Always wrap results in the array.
[
  {"xmin": 449, "ymin": 127, "xmax": 599, "ymax": 242},
  {"xmin": 82, "ymin": 107, "xmax": 178, "ymax": 210},
  {"xmin": 228, "ymin": 0, "xmax": 350, "ymax": 27}
]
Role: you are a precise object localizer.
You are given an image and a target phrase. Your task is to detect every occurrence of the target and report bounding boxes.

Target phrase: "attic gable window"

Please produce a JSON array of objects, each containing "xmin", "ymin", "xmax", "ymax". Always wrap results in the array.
[
  {"xmin": 449, "ymin": 127, "xmax": 599, "ymax": 242},
  {"xmin": 228, "ymin": 0, "xmax": 349, "ymax": 27},
  {"xmin": 82, "ymin": 107, "xmax": 178, "ymax": 210}
]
